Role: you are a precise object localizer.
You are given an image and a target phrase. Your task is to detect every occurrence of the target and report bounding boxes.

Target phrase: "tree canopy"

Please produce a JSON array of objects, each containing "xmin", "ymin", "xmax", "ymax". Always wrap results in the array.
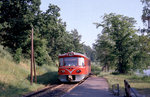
[
  {"xmin": 0, "ymin": 0, "xmax": 84, "ymax": 65},
  {"xmin": 94, "ymin": 13, "xmax": 143, "ymax": 73}
]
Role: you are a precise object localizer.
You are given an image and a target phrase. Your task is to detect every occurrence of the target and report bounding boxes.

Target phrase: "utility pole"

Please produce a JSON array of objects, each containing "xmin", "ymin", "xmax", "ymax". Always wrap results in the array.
[
  {"xmin": 33, "ymin": 28, "xmax": 37, "ymax": 83},
  {"xmin": 30, "ymin": 28, "xmax": 33, "ymax": 85},
  {"xmin": 30, "ymin": 27, "xmax": 37, "ymax": 84}
]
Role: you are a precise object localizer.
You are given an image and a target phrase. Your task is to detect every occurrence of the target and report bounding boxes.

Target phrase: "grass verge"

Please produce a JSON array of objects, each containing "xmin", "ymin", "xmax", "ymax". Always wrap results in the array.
[
  {"xmin": 91, "ymin": 63, "xmax": 101, "ymax": 75},
  {"xmin": 0, "ymin": 45, "xmax": 58, "ymax": 97},
  {"xmin": 91, "ymin": 64, "xmax": 150, "ymax": 97},
  {"xmin": 99, "ymin": 72, "xmax": 150, "ymax": 97}
]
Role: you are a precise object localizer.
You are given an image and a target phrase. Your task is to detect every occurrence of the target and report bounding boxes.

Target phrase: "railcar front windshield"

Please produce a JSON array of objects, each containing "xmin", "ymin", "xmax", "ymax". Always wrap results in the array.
[
  {"xmin": 64, "ymin": 57, "xmax": 78, "ymax": 66},
  {"xmin": 59, "ymin": 57, "xmax": 85, "ymax": 66}
]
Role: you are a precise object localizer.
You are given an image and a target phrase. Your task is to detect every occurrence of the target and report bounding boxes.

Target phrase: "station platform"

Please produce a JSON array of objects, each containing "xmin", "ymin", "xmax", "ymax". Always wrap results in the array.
[{"xmin": 62, "ymin": 76, "xmax": 116, "ymax": 97}]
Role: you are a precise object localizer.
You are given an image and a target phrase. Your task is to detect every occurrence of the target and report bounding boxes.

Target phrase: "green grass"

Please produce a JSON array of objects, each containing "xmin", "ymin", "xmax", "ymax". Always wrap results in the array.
[
  {"xmin": 0, "ymin": 45, "xmax": 58, "ymax": 97},
  {"xmin": 91, "ymin": 63, "xmax": 101, "ymax": 75},
  {"xmin": 97, "ymin": 72, "xmax": 150, "ymax": 97},
  {"xmin": 91, "ymin": 64, "xmax": 150, "ymax": 97}
]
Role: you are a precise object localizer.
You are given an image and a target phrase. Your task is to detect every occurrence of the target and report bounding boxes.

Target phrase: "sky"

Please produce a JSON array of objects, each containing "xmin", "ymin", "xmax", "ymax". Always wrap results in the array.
[{"xmin": 40, "ymin": 0, "xmax": 144, "ymax": 47}]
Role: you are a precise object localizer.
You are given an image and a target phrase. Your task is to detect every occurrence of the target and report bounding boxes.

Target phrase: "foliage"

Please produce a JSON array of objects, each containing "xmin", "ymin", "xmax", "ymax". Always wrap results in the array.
[
  {"xmin": 0, "ymin": 0, "xmax": 41, "ymax": 52},
  {"xmin": 0, "ymin": 45, "xmax": 13, "ymax": 61},
  {"xmin": 141, "ymin": 0, "xmax": 150, "ymax": 23},
  {"xmin": 0, "ymin": 0, "xmax": 84, "ymax": 65},
  {"xmin": 0, "ymin": 46, "xmax": 58, "ymax": 97},
  {"xmin": 14, "ymin": 48, "xmax": 22, "ymax": 63},
  {"xmin": 94, "ymin": 13, "xmax": 138, "ymax": 73},
  {"xmin": 132, "ymin": 35, "xmax": 150, "ymax": 70},
  {"xmin": 94, "ymin": 33, "xmax": 115, "ymax": 68},
  {"xmin": 137, "ymin": 0, "xmax": 150, "ymax": 70},
  {"xmin": 83, "ymin": 44, "xmax": 96, "ymax": 62},
  {"xmin": 99, "ymin": 72, "xmax": 150, "ymax": 96},
  {"xmin": 33, "ymin": 38, "xmax": 50, "ymax": 66},
  {"xmin": 70, "ymin": 29, "xmax": 83, "ymax": 53},
  {"xmin": 91, "ymin": 64, "xmax": 101, "ymax": 75}
]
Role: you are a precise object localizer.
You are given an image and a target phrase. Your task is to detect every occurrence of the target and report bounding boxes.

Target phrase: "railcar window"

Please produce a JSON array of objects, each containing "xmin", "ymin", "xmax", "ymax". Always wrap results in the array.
[
  {"xmin": 59, "ymin": 58, "xmax": 63, "ymax": 66},
  {"xmin": 88, "ymin": 60, "xmax": 90, "ymax": 66},
  {"xmin": 78, "ymin": 57, "xmax": 84, "ymax": 66},
  {"xmin": 64, "ymin": 57, "xmax": 78, "ymax": 66}
]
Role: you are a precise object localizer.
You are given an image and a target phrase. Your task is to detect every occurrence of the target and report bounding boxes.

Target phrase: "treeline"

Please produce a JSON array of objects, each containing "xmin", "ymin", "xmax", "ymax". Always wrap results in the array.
[
  {"xmin": 93, "ymin": 0, "xmax": 150, "ymax": 74},
  {"xmin": 0, "ymin": 0, "xmax": 95, "ymax": 65},
  {"xmin": 93, "ymin": 13, "xmax": 150, "ymax": 73}
]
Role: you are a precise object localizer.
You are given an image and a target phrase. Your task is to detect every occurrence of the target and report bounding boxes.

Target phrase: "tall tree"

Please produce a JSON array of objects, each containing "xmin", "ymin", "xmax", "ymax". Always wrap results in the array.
[
  {"xmin": 83, "ymin": 44, "xmax": 96, "ymax": 62},
  {"xmin": 0, "ymin": 0, "xmax": 41, "ymax": 52},
  {"xmin": 0, "ymin": 0, "xmax": 53, "ymax": 65},
  {"xmin": 38, "ymin": 4, "xmax": 72, "ymax": 61},
  {"xmin": 132, "ymin": 35, "xmax": 150, "ymax": 69},
  {"xmin": 95, "ymin": 13, "xmax": 137, "ymax": 73},
  {"xmin": 94, "ymin": 33, "xmax": 115, "ymax": 71},
  {"xmin": 0, "ymin": 0, "xmax": 84, "ymax": 65},
  {"xmin": 70, "ymin": 29, "xmax": 83, "ymax": 53},
  {"xmin": 141, "ymin": 0, "xmax": 150, "ymax": 23},
  {"xmin": 138, "ymin": 0, "xmax": 150, "ymax": 69}
]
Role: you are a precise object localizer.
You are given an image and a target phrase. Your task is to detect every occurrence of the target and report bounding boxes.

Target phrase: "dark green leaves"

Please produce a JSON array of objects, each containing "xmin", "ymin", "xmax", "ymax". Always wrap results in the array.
[
  {"xmin": 0, "ymin": 1, "xmax": 84, "ymax": 65},
  {"xmin": 94, "ymin": 13, "xmax": 138, "ymax": 73}
]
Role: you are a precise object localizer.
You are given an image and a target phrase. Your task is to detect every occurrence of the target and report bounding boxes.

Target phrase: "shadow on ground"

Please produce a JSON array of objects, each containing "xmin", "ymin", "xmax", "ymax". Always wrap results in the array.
[
  {"xmin": 37, "ymin": 71, "xmax": 59, "ymax": 85},
  {"xmin": 27, "ymin": 71, "xmax": 59, "ymax": 85},
  {"xmin": 127, "ymin": 77, "xmax": 150, "ymax": 96},
  {"xmin": 0, "ymin": 81, "xmax": 29, "ymax": 97},
  {"xmin": 137, "ymin": 88, "xmax": 150, "ymax": 97}
]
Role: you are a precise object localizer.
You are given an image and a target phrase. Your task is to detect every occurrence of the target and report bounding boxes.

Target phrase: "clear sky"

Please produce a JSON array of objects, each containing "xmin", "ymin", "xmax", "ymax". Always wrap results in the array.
[{"xmin": 40, "ymin": 0, "xmax": 144, "ymax": 47}]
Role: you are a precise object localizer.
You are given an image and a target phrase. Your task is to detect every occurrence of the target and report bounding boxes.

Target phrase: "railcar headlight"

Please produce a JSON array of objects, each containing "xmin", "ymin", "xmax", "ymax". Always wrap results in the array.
[
  {"xmin": 76, "ymin": 70, "xmax": 81, "ymax": 73},
  {"xmin": 61, "ymin": 70, "xmax": 65, "ymax": 73}
]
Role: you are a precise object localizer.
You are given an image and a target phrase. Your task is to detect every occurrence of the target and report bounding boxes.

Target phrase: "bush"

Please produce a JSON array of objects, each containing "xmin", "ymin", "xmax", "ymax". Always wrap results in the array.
[
  {"xmin": 14, "ymin": 48, "xmax": 22, "ymax": 63},
  {"xmin": 0, "ymin": 45, "xmax": 13, "ymax": 61},
  {"xmin": 91, "ymin": 64, "xmax": 101, "ymax": 75}
]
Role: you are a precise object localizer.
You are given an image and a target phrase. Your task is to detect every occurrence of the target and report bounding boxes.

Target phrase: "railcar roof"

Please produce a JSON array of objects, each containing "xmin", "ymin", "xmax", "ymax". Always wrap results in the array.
[{"xmin": 59, "ymin": 52, "xmax": 89, "ymax": 59}]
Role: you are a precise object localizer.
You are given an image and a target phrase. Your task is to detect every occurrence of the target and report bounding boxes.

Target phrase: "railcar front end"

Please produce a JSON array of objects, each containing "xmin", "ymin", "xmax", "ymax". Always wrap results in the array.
[{"xmin": 58, "ymin": 52, "xmax": 91, "ymax": 82}]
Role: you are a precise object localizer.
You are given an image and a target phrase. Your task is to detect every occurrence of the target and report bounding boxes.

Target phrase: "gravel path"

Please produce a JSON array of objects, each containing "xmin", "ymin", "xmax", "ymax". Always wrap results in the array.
[{"xmin": 62, "ymin": 76, "xmax": 117, "ymax": 97}]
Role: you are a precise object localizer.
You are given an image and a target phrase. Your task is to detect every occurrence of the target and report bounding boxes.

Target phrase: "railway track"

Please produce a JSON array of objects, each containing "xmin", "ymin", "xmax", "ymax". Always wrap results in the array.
[{"xmin": 22, "ymin": 77, "xmax": 88, "ymax": 97}]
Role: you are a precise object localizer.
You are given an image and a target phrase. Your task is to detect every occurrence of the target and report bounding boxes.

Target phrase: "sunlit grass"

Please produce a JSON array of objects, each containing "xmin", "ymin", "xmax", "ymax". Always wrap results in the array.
[
  {"xmin": 90, "ymin": 63, "xmax": 150, "ymax": 97},
  {"xmin": 0, "ymin": 46, "xmax": 58, "ymax": 97},
  {"xmin": 97, "ymin": 72, "xmax": 150, "ymax": 97}
]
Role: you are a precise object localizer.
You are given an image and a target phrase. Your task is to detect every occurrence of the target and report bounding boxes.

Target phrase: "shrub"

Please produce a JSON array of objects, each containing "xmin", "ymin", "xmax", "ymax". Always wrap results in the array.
[
  {"xmin": 14, "ymin": 48, "xmax": 22, "ymax": 63},
  {"xmin": 0, "ymin": 45, "xmax": 13, "ymax": 61}
]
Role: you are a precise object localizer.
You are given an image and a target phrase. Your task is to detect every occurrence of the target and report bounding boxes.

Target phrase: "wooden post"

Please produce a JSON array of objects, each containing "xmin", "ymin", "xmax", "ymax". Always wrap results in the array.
[
  {"xmin": 117, "ymin": 84, "xmax": 119, "ymax": 96},
  {"xmin": 124, "ymin": 80, "xmax": 145, "ymax": 97},
  {"xmin": 33, "ymin": 52, "xmax": 37, "ymax": 83},
  {"xmin": 30, "ymin": 28, "xmax": 33, "ymax": 85},
  {"xmin": 112, "ymin": 84, "xmax": 119, "ymax": 96},
  {"xmin": 124, "ymin": 80, "xmax": 131, "ymax": 97},
  {"xmin": 32, "ymin": 28, "xmax": 37, "ymax": 83}
]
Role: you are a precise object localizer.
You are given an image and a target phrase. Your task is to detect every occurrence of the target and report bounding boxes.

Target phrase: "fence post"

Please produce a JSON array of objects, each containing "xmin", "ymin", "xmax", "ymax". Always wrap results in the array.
[
  {"xmin": 112, "ymin": 84, "xmax": 119, "ymax": 96},
  {"xmin": 124, "ymin": 80, "xmax": 131, "ymax": 97}
]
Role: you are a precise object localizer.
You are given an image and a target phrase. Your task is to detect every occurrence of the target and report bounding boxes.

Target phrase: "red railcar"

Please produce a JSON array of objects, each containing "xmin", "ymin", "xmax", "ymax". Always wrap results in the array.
[{"xmin": 58, "ymin": 52, "xmax": 91, "ymax": 82}]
